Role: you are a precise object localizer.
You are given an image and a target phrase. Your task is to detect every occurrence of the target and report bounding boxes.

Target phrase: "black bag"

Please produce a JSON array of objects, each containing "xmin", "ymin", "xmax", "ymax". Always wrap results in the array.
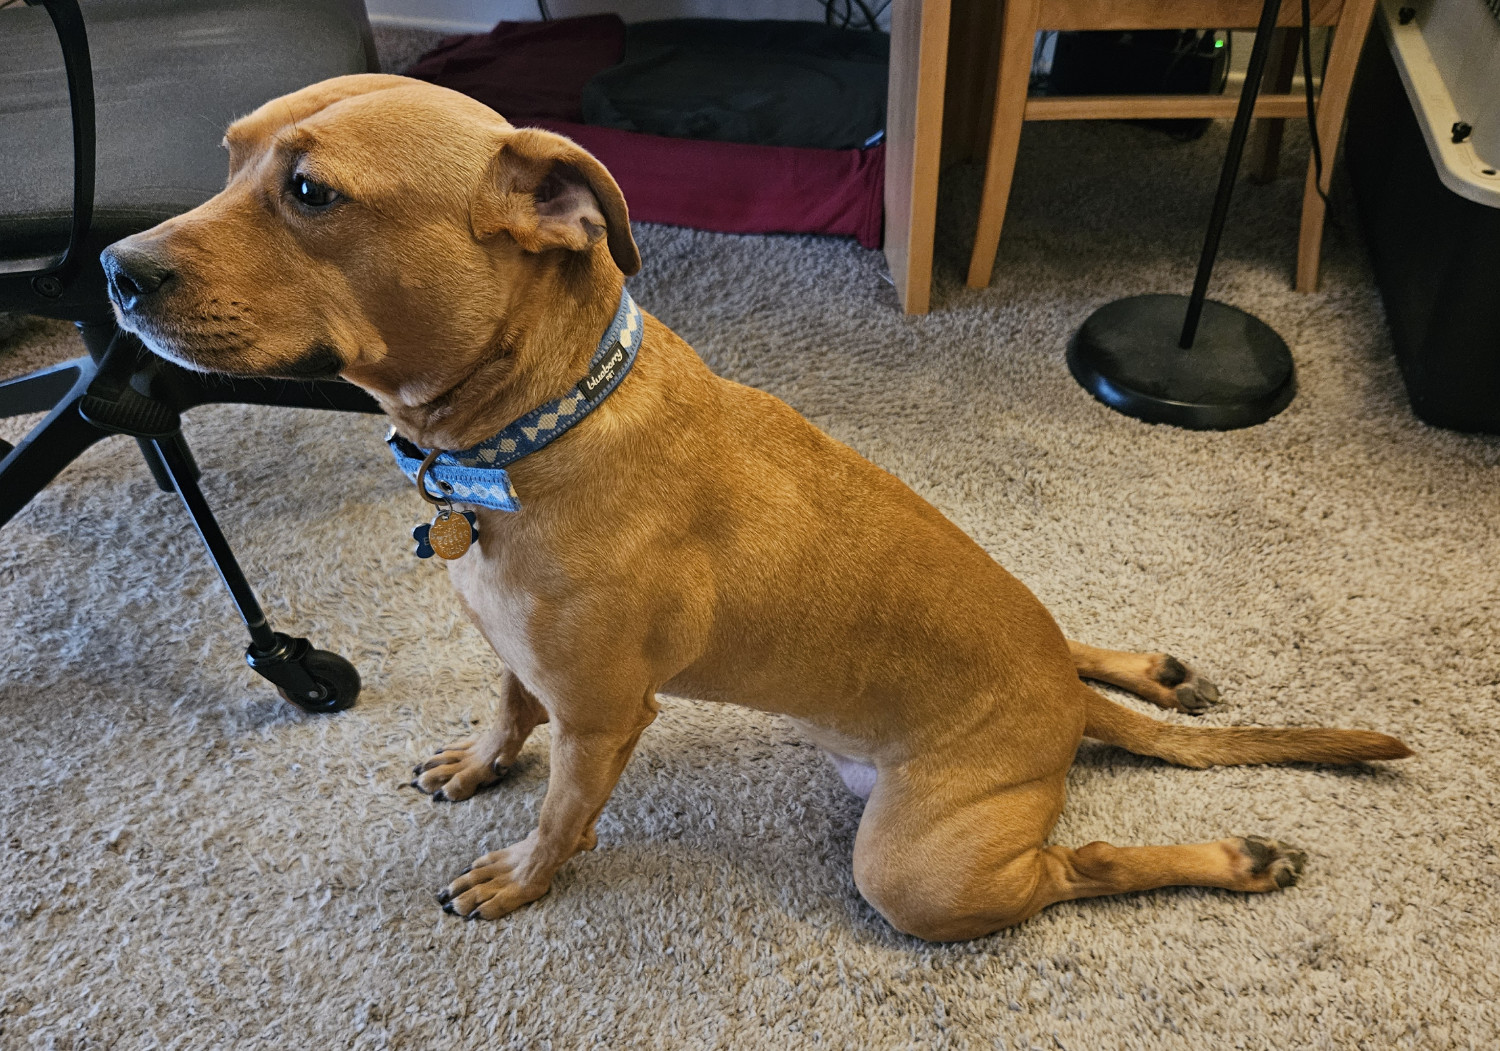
[{"xmin": 581, "ymin": 19, "xmax": 889, "ymax": 151}]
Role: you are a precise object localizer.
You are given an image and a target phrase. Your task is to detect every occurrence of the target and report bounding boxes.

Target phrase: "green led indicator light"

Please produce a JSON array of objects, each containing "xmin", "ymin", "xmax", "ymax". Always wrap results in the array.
[{"xmin": 1215, "ymin": 39, "xmax": 1225, "ymax": 47}]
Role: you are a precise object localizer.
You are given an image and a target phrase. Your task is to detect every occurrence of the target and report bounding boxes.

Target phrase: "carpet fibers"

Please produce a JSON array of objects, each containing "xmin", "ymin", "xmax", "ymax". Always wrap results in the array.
[{"xmin": 3, "ymin": 99, "xmax": 1499, "ymax": 1049}]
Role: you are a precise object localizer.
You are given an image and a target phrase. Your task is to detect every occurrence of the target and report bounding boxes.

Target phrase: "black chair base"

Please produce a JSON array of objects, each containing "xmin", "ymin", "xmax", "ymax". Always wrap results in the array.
[{"xmin": 1, "ymin": 322, "xmax": 382, "ymax": 712}]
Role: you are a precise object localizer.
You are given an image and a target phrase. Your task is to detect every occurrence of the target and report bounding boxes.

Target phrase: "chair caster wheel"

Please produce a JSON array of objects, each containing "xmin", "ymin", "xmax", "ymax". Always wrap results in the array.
[
  {"xmin": 246, "ymin": 632, "xmax": 360, "ymax": 713},
  {"xmin": 278, "ymin": 648, "xmax": 360, "ymax": 713}
]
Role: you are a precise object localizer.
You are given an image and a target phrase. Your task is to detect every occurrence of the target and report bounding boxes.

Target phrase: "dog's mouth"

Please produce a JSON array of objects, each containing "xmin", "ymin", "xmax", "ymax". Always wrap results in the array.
[
  {"xmin": 277, "ymin": 343, "xmax": 345, "ymax": 379},
  {"xmin": 116, "ymin": 313, "xmax": 236, "ymax": 372},
  {"xmin": 280, "ymin": 341, "xmax": 343, "ymax": 379},
  {"xmin": 120, "ymin": 314, "xmax": 344, "ymax": 381}
]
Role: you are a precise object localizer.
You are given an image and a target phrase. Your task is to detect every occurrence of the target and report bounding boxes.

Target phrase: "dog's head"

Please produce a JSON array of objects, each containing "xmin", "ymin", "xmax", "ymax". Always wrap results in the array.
[{"xmin": 102, "ymin": 74, "xmax": 639, "ymax": 395}]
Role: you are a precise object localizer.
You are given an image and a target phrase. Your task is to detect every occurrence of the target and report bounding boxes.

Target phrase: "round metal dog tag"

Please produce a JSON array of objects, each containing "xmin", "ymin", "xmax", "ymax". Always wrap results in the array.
[{"xmin": 427, "ymin": 510, "xmax": 474, "ymax": 560}]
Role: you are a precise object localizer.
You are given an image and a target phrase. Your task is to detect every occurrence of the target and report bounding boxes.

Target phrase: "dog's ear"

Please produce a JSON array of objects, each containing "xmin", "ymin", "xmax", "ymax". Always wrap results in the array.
[{"xmin": 470, "ymin": 128, "xmax": 641, "ymax": 277}]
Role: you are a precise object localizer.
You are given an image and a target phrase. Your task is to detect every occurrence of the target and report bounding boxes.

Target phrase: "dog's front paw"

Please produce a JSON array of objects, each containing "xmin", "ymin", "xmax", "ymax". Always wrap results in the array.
[
  {"xmin": 411, "ymin": 735, "xmax": 510, "ymax": 802},
  {"xmin": 438, "ymin": 836, "xmax": 554, "ymax": 920},
  {"xmin": 1154, "ymin": 655, "xmax": 1222, "ymax": 715}
]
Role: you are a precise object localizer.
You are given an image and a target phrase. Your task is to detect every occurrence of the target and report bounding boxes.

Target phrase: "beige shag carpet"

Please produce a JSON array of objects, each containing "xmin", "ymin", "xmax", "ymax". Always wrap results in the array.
[{"xmin": 3, "ymin": 49, "xmax": 1499, "ymax": 1049}]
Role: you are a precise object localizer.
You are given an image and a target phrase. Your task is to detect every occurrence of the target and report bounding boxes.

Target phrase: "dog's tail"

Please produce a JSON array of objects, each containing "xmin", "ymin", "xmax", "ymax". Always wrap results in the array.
[{"xmin": 1081, "ymin": 687, "xmax": 1413, "ymax": 768}]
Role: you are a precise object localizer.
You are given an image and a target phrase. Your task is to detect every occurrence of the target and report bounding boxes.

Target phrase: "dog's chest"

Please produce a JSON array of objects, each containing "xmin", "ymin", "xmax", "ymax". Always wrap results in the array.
[{"xmin": 443, "ymin": 546, "xmax": 546, "ymax": 683}]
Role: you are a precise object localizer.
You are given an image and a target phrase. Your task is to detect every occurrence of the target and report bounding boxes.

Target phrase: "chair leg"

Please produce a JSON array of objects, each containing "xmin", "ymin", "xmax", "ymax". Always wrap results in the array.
[
  {"xmin": 1247, "ymin": 28, "xmax": 1302, "ymax": 184},
  {"xmin": 0, "ymin": 365, "xmax": 110, "ymax": 530},
  {"xmin": 1, "ymin": 320, "xmax": 360, "ymax": 711},
  {"xmin": 137, "ymin": 434, "xmax": 196, "ymax": 492},
  {"xmin": 144, "ymin": 434, "xmax": 359, "ymax": 712},
  {"xmin": 1295, "ymin": 0, "xmax": 1378, "ymax": 293},
  {"xmin": 143, "ymin": 434, "xmax": 279, "ymax": 652},
  {"xmin": 966, "ymin": 0, "xmax": 1041, "ymax": 289},
  {"xmin": 0, "ymin": 359, "xmax": 88, "ymax": 418}
]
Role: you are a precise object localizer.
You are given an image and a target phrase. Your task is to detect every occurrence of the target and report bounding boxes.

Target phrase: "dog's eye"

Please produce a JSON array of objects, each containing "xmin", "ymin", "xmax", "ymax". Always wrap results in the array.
[{"xmin": 289, "ymin": 173, "xmax": 340, "ymax": 209}]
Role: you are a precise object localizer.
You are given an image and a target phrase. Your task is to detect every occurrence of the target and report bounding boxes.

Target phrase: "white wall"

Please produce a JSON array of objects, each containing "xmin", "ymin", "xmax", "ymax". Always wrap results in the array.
[{"xmin": 365, "ymin": 0, "xmax": 847, "ymax": 33}]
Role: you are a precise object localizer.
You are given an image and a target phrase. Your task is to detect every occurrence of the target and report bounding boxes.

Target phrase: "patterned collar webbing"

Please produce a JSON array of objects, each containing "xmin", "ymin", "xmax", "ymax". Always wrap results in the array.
[{"xmin": 387, "ymin": 288, "xmax": 642, "ymax": 512}]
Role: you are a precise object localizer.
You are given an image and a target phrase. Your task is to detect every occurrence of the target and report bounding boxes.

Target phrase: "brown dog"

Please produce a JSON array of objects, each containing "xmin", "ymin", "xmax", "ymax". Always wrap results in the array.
[{"xmin": 101, "ymin": 74, "xmax": 1412, "ymax": 940}]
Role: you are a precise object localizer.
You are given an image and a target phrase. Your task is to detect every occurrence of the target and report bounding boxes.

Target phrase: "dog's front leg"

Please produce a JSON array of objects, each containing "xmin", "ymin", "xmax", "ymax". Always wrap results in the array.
[
  {"xmin": 412, "ymin": 670, "xmax": 548, "ymax": 801},
  {"xmin": 439, "ymin": 699, "xmax": 657, "ymax": 920}
]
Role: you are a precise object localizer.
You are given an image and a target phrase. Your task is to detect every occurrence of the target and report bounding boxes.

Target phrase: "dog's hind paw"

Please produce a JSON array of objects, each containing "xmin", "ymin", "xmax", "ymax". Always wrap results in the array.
[
  {"xmin": 1156, "ymin": 656, "xmax": 1222, "ymax": 714},
  {"xmin": 411, "ymin": 735, "xmax": 510, "ymax": 802},
  {"xmin": 1233, "ymin": 836, "xmax": 1308, "ymax": 892}
]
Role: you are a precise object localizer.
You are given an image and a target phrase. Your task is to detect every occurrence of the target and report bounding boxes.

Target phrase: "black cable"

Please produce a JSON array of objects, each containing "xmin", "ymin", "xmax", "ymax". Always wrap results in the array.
[
  {"xmin": 1153, "ymin": 30, "xmax": 1196, "ymax": 84},
  {"xmin": 849, "ymin": 0, "xmax": 878, "ymax": 30},
  {"xmin": 821, "ymin": 0, "xmax": 886, "ymax": 32},
  {"xmin": 1300, "ymin": 0, "xmax": 1330, "ymax": 207},
  {"xmin": 536, "ymin": 0, "xmax": 551, "ymax": 21}
]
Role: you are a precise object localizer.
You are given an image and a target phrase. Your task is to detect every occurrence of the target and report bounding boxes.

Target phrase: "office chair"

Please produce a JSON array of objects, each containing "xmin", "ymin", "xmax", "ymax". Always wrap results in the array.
[{"xmin": 0, "ymin": 0, "xmax": 387, "ymax": 711}]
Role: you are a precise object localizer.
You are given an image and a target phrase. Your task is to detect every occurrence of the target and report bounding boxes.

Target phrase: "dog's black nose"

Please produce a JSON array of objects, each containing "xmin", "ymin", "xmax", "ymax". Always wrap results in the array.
[{"xmin": 101, "ymin": 245, "xmax": 174, "ymax": 312}]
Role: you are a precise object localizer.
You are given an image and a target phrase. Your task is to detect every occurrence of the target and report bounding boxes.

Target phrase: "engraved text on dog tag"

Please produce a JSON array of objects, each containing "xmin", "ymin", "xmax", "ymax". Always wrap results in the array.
[{"xmin": 427, "ymin": 509, "xmax": 474, "ymax": 559}]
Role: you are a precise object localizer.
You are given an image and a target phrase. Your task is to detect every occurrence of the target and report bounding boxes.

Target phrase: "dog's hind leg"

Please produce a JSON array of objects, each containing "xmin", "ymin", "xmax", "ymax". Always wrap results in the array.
[
  {"xmin": 1067, "ymin": 639, "xmax": 1221, "ymax": 714},
  {"xmin": 852, "ymin": 767, "xmax": 1307, "ymax": 941},
  {"xmin": 413, "ymin": 670, "xmax": 549, "ymax": 801}
]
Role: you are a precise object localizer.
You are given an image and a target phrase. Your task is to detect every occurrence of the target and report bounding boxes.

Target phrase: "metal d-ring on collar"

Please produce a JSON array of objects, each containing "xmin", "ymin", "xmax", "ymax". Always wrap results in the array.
[
  {"xmin": 410, "ymin": 446, "xmax": 478, "ymax": 560},
  {"xmin": 414, "ymin": 448, "xmax": 452, "ymax": 506}
]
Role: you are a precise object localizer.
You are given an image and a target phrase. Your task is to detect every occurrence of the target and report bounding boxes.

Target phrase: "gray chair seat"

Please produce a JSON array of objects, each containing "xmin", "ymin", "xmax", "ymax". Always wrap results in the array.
[{"xmin": 0, "ymin": 0, "xmax": 375, "ymax": 262}]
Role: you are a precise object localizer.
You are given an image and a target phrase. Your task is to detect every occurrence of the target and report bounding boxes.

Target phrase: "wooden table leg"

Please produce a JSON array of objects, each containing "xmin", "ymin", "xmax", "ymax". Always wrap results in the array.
[
  {"xmin": 885, "ymin": 0, "xmax": 953, "ymax": 315},
  {"xmin": 1295, "ymin": 0, "xmax": 1378, "ymax": 292},
  {"xmin": 965, "ymin": 0, "xmax": 1041, "ymax": 290}
]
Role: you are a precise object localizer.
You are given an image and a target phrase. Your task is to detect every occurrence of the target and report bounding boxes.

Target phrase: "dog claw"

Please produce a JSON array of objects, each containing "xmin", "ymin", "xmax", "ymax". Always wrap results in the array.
[
  {"xmin": 432, "ymin": 790, "xmax": 448, "ymax": 803},
  {"xmin": 437, "ymin": 889, "xmax": 452, "ymax": 905},
  {"xmin": 442, "ymin": 901, "xmax": 458, "ymax": 915}
]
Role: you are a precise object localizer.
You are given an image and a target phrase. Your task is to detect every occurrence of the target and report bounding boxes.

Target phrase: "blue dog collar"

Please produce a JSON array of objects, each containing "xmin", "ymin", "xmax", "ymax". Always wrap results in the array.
[{"xmin": 388, "ymin": 288, "xmax": 642, "ymax": 513}]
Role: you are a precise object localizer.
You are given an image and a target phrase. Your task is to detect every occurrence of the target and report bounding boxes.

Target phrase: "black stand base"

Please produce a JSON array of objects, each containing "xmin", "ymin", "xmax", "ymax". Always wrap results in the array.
[
  {"xmin": 1067, "ymin": 294, "xmax": 1295, "ymax": 430},
  {"xmin": 1065, "ymin": 0, "xmax": 1299, "ymax": 431}
]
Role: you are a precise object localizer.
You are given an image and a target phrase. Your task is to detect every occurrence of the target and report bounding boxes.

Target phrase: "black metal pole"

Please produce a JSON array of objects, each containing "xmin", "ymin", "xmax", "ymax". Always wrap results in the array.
[{"xmin": 1179, "ymin": 0, "xmax": 1286, "ymax": 348}]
